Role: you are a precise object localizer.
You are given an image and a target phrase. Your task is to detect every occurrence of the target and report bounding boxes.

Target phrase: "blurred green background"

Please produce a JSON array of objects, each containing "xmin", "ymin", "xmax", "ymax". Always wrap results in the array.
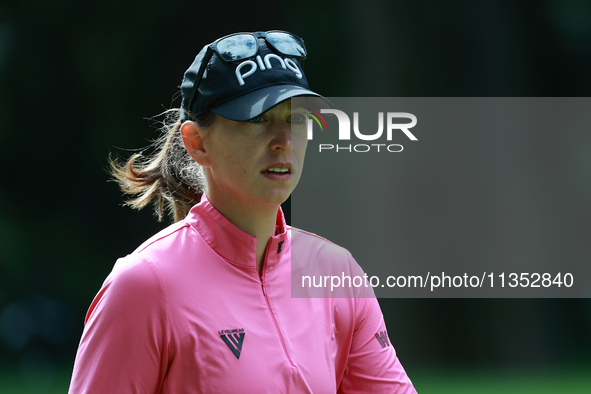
[{"xmin": 1, "ymin": 0, "xmax": 590, "ymax": 392}]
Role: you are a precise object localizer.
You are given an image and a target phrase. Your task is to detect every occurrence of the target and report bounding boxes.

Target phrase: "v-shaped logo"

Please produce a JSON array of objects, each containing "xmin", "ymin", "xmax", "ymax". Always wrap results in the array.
[{"xmin": 218, "ymin": 328, "xmax": 245, "ymax": 359}]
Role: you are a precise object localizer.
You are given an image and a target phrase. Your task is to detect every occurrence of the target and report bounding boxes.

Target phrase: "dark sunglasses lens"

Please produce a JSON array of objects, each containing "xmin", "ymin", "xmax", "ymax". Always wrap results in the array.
[
  {"xmin": 216, "ymin": 34, "xmax": 258, "ymax": 61},
  {"xmin": 266, "ymin": 32, "xmax": 306, "ymax": 57}
]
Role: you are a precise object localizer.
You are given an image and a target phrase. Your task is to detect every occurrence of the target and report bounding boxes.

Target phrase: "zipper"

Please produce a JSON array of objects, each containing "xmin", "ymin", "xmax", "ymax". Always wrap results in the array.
[{"xmin": 260, "ymin": 241, "xmax": 295, "ymax": 368}]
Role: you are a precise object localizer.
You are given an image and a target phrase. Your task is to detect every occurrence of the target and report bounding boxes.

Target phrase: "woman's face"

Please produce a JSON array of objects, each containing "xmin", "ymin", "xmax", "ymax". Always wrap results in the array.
[{"xmin": 201, "ymin": 100, "xmax": 309, "ymax": 210}]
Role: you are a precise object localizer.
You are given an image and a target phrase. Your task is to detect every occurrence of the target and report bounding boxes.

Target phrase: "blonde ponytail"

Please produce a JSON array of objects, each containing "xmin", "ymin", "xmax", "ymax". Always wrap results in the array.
[{"xmin": 109, "ymin": 109, "xmax": 214, "ymax": 222}]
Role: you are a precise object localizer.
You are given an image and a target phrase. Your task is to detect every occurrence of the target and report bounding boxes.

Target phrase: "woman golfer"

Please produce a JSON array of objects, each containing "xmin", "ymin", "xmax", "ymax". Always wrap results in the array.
[{"xmin": 69, "ymin": 30, "xmax": 416, "ymax": 393}]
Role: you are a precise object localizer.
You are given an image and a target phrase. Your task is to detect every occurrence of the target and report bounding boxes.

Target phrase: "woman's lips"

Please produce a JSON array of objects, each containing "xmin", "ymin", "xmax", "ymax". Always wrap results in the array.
[{"xmin": 261, "ymin": 163, "xmax": 292, "ymax": 181}]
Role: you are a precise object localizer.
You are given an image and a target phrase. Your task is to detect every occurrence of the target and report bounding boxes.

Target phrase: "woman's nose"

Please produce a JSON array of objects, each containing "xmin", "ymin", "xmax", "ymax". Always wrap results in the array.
[{"xmin": 270, "ymin": 121, "xmax": 292, "ymax": 152}]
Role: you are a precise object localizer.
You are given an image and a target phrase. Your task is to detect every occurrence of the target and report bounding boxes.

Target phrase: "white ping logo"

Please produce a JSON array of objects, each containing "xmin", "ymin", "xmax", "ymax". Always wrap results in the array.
[{"xmin": 235, "ymin": 54, "xmax": 302, "ymax": 86}]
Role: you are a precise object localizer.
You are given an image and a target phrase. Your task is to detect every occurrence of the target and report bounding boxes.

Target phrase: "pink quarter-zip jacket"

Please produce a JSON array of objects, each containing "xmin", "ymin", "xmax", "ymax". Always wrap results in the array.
[{"xmin": 69, "ymin": 196, "xmax": 416, "ymax": 393}]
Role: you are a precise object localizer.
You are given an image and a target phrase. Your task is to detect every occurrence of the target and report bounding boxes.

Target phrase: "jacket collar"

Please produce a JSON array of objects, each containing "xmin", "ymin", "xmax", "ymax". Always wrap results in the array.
[{"xmin": 185, "ymin": 194, "xmax": 289, "ymax": 269}]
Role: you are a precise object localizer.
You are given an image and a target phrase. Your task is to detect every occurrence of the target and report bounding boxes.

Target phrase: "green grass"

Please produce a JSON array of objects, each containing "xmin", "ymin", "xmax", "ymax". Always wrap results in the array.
[
  {"xmin": 411, "ymin": 365, "xmax": 591, "ymax": 393},
  {"xmin": 0, "ymin": 364, "xmax": 589, "ymax": 393},
  {"xmin": 0, "ymin": 365, "xmax": 72, "ymax": 394}
]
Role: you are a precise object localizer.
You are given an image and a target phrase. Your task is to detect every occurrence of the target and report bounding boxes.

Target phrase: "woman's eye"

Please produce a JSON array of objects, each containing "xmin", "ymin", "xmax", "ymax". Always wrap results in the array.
[
  {"xmin": 249, "ymin": 115, "xmax": 264, "ymax": 123},
  {"xmin": 290, "ymin": 113, "xmax": 307, "ymax": 124}
]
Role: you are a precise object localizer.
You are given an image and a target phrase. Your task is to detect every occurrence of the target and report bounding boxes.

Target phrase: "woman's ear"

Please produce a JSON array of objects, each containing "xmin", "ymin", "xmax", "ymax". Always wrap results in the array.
[{"xmin": 180, "ymin": 121, "xmax": 211, "ymax": 166}]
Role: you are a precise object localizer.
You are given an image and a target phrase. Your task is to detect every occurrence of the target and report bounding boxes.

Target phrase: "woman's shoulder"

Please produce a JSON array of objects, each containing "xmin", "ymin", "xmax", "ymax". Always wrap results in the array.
[
  {"xmin": 132, "ymin": 220, "xmax": 193, "ymax": 255},
  {"xmin": 106, "ymin": 220, "xmax": 197, "ymax": 285},
  {"xmin": 288, "ymin": 226, "xmax": 374, "ymax": 299},
  {"xmin": 289, "ymin": 226, "xmax": 352, "ymax": 258},
  {"xmin": 124, "ymin": 218, "xmax": 205, "ymax": 267},
  {"xmin": 288, "ymin": 226, "xmax": 361, "ymax": 284},
  {"xmin": 288, "ymin": 226, "xmax": 360, "ymax": 278}
]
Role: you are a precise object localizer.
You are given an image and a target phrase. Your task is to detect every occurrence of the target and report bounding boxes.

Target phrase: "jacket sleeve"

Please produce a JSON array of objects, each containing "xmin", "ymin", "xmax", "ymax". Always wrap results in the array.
[
  {"xmin": 337, "ymin": 253, "xmax": 417, "ymax": 393},
  {"xmin": 68, "ymin": 256, "xmax": 170, "ymax": 394}
]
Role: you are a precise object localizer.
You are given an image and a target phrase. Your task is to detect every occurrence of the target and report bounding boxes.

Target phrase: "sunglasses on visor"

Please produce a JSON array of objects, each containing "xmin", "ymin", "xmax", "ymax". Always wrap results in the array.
[{"xmin": 185, "ymin": 31, "xmax": 307, "ymax": 117}]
